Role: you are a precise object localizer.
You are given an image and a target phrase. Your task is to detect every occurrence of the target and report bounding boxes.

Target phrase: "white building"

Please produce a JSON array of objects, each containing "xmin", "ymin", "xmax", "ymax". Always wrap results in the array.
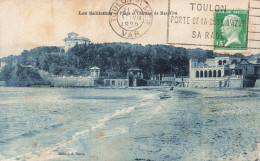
[
  {"xmin": 189, "ymin": 57, "xmax": 260, "ymax": 88},
  {"xmin": 64, "ymin": 32, "xmax": 90, "ymax": 52},
  {"xmin": 127, "ymin": 68, "xmax": 144, "ymax": 86},
  {"xmin": 90, "ymin": 66, "xmax": 101, "ymax": 77},
  {"xmin": 104, "ymin": 79, "xmax": 129, "ymax": 87}
]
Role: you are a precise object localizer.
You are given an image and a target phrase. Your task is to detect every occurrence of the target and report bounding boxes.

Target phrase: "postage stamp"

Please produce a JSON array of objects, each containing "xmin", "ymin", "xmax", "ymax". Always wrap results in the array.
[
  {"xmin": 109, "ymin": 0, "xmax": 153, "ymax": 39},
  {"xmin": 167, "ymin": 0, "xmax": 260, "ymax": 50},
  {"xmin": 214, "ymin": 10, "xmax": 248, "ymax": 50}
]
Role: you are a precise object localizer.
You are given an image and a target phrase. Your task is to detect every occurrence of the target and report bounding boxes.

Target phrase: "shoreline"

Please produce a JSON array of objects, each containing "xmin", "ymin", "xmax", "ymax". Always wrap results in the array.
[
  {"xmin": 0, "ymin": 86, "xmax": 259, "ymax": 161},
  {"xmin": 1, "ymin": 84, "xmax": 259, "ymax": 90}
]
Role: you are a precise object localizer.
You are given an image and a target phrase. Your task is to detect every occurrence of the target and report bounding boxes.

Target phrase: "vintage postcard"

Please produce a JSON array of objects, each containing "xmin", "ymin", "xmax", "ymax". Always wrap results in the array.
[{"xmin": 0, "ymin": 0, "xmax": 259, "ymax": 160}]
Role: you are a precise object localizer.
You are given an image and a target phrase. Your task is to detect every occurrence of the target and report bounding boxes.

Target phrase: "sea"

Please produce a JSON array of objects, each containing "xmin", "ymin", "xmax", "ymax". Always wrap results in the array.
[
  {"xmin": 0, "ymin": 87, "xmax": 167, "ymax": 160},
  {"xmin": 0, "ymin": 86, "xmax": 259, "ymax": 161}
]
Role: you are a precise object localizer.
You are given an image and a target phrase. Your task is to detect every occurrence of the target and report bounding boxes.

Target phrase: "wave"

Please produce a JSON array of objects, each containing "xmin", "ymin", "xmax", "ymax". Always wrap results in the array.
[
  {"xmin": 2, "ymin": 123, "xmax": 64, "ymax": 145},
  {"xmin": 73, "ymin": 103, "xmax": 146, "ymax": 140},
  {"xmin": 3, "ymin": 92, "xmax": 160, "ymax": 161},
  {"xmin": 90, "ymin": 105, "xmax": 136, "ymax": 132},
  {"xmin": 20, "ymin": 130, "xmax": 41, "ymax": 138},
  {"xmin": 71, "ymin": 93, "xmax": 158, "ymax": 140},
  {"xmin": 45, "ymin": 123, "xmax": 64, "ymax": 130}
]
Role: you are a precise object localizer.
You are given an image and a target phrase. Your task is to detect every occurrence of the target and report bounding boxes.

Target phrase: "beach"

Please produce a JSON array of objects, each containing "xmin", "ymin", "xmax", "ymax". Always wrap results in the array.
[{"xmin": 0, "ymin": 87, "xmax": 259, "ymax": 161}]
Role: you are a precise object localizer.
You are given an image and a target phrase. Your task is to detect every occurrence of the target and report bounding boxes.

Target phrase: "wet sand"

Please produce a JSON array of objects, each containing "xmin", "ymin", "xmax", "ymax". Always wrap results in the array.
[{"xmin": 82, "ymin": 88, "xmax": 259, "ymax": 161}]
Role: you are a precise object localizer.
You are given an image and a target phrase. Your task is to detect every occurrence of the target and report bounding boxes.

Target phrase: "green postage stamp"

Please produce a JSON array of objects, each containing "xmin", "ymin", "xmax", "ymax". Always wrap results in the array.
[{"xmin": 214, "ymin": 10, "xmax": 248, "ymax": 50}]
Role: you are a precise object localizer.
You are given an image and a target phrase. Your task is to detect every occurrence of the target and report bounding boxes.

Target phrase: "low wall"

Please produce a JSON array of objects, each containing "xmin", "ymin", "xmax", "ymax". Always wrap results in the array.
[
  {"xmin": 0, "ymin": 81, "xmax": 6, "ymax": 86},
  {"xmin": 190, "ymin": 81, "xmax": 220, "ymax": 88},
  {"xmin": 224, "ymin": 79, "xmax": 243, "ymax": 88},
  {"xmin": 37, "ymin": 69, "xmax": 98, "ymax": 87},
  {"xmin": 50, "ymin": 77, "xmax": 96, "ymax": 87},
  {"xmin": 190, "ymin": 79, "xmax": 243, "ymax": 88}
]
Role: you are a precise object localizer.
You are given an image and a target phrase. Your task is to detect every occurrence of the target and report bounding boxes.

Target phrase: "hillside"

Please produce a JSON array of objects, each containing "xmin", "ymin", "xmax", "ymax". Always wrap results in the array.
[{"xmin": 0, "ymin": 43, "xmax": 248, "ymax": 86}]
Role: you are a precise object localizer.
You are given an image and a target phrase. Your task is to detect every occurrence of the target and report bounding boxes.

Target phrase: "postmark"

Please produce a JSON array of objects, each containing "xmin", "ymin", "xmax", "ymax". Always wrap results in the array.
[
  {"xmin": 109, "ymin": 0, "xmax": 153, "ymax": 39},
  {"xmin": 167, "ymin": 0, "xmax": 260, "ymax": 50},
  {"xmin": 214, "ymin": 10, "xmax": 248, "ymax": 50}
]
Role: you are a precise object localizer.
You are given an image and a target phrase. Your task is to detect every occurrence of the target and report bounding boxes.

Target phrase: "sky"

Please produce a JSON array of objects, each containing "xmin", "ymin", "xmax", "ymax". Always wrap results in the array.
[{"xmin": 0, "ymin": 0, "xmax": 259, "ymax": 58}]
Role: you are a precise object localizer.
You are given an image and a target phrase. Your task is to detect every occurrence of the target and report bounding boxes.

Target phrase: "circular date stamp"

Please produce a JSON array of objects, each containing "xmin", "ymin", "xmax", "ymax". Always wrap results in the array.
[{"xmin": 109, "ymin": 0, "xmax": 153, "ymax": 39}]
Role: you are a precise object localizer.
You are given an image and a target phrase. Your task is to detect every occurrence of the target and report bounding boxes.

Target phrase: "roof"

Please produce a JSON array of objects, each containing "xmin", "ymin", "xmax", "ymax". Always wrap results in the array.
[
  {"xmin": 64, "ymin": 37, "xmax": 90, "ymax": 41},
  {"xmin": 215, "ymin": 57, "xmax": 230, "ymax": 59},
  {"xmin": 249, "ymin": 60, "xmax": 260, "ymax": 65},
  {"xmin": 68, "ymin": 32, "xmax": 79, "ymax": 36},
  {"xmin": 128, "ymin": 68, "xmax": 142, "ymax": 71},
  {"xmin": 90, "ymin": 66, "xmax": 100, "ymax": 70}
]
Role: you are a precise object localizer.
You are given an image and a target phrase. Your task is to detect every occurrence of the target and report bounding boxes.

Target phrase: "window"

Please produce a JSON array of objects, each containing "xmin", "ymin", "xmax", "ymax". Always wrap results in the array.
[
  {"xmin": 200, "ymin": 71, "xmax": 203, "ymax": 77},
  {"xmin": 235, "ymin": 70, "xmax": 239, "ymax": 75},
  {"xmin": 218, "ymin": 70, "xmax": 221, "ymax": 77},
  {"xmin": 231, "ymin": 59, "xmax": 238, "ymax": 64},
  {"xmin": 209, "ymin": 70, "xmax": 212, "ymax": 77},
  {"xmin": 105, "ymin": 80, "xmax": 110, "ymax": 86},
  {"xmin": 196, "ymin": 71, "xmax": 199, "ymax": 78},
  {"xmin": 112, "ymin": 81, "xmax": 115, "ymax": 86},
  {"xmin": 213, "ymin": 70, "xmax": 217, "ymax": 77},
  {"xmin": 204, "ymin": 71, "xmax": 208, "ymax": 77},
  {"xmin": 218, "ymin": 60, "xmax": 222, "ymax": 65}
]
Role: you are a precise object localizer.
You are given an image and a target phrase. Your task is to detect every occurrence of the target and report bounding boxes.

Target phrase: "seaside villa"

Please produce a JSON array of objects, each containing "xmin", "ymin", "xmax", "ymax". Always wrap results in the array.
[
  {"xmin": 189, "ymin": 57, "xmax": 260, "ymax": 88},
  {"xmin": 64, "ymin": 32, "xmax": 91, "ymax": 52}
]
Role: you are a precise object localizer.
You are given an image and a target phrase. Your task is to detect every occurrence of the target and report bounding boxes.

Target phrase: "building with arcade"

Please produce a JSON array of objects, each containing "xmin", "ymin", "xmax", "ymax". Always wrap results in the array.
[{"xmin": 189, "ymin": 57, "xmax": 260, "ymax": 88}]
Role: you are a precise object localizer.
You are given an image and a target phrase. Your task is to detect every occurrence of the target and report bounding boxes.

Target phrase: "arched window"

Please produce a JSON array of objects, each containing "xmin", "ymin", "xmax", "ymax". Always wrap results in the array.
[
  {"xmin": 218, "ymin": 60, "xmax": 223, "ymax": 65},
  {"xmin": 213, "ymin": 70, "xmax": 217, "ymax": 77},
  {"xmin": 235, "ymin": 70, "xmax": 239, "ymax": 75},
  {"xmin": 204, "ymin": 71, "xmax": 208, "ymax": 77},
  {"xmin": 231, "ymin": 59, "xmax": 238, "ymax": 64},
  {"xmin": 200, "ymin": 71, "xmax": 203, "ymax": 77},
  {"xmin": 223, "ymin": 60, "xmax": 227, "ymax": 65},
  {"xmin": 218, "ymin": 70, "xmax": 221, "ymax": 77},
  {"xmin": 196, "ymin": 71, "xmax": 199, "ymax": 78},
  {"xmin": 209, "ymin": 70, "xmax": 212, "ymax": 77}
]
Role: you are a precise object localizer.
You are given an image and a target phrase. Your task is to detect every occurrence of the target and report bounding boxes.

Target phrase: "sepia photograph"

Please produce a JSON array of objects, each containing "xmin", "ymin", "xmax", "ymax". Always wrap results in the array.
[{"xmin": 0, "ymin": 0, "xmax": 259, "ymax": 160}]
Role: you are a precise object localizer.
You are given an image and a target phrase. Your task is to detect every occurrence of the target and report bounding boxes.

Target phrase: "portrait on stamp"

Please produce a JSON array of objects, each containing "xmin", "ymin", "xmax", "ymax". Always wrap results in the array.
[
  {"xmin": 221, "ymin": 15, "xmax": 243, "ymax": 47},
  {"xmin": 214, "ymin": 10, "xmax": 248, "ymax": 50}
]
